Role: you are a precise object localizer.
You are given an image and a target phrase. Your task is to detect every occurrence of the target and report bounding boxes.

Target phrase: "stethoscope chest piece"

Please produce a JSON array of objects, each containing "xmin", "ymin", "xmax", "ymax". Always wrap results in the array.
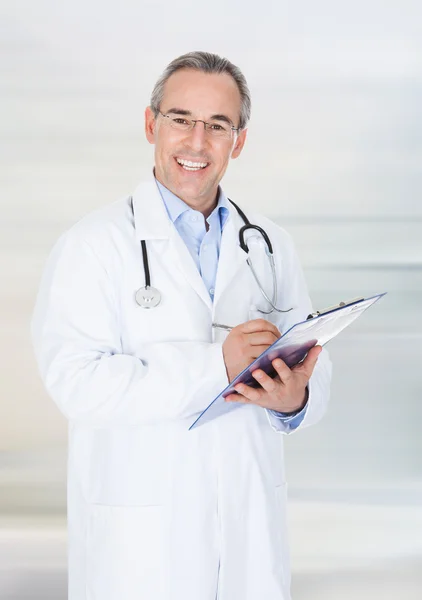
[{"xmin": 135, "ymin": 286, "xmax": 161, "ymax": 309}]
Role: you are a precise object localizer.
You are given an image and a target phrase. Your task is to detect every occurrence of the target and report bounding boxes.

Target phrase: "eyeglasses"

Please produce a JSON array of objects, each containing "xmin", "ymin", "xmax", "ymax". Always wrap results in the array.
[{"xmin": 159, "ymin": 111, "xmax": 240, "ymax": 139}]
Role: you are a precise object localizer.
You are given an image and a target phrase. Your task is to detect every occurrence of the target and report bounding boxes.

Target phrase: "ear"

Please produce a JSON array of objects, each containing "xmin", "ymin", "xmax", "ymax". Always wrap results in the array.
[
  {"xmin": 145, "ymin": 106, "xmax": 157, "ymax": 144},
  {"xmin": 231, "ymin": 128, "xmax": 247, "ymax": 159}
]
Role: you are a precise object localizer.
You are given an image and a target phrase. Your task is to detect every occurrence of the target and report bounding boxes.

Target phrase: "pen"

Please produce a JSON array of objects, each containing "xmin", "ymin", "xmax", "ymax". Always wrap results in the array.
[{"xmin": 212, "ymin": 323, "xmax": 233, "ymax": 331}]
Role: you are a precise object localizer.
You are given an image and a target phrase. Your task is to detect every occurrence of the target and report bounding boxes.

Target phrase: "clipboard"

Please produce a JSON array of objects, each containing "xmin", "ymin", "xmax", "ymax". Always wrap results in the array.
[{"xmin": 189, "ymin": 292, "xmax": 386, "ymax": 430}]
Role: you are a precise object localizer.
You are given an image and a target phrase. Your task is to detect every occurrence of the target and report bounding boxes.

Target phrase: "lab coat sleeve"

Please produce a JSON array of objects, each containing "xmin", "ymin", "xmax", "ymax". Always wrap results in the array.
[
  {"xmin": 31, "ymin": 230, "xmax": 230, "ymax": 426},
  {"xmin": 264, "ymin": 226, "xmax": 332, "ymax": 434}
]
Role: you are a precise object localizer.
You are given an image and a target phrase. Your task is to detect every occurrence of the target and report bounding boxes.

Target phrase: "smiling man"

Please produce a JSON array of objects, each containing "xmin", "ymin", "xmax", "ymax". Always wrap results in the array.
[
  {"xmin": 145, "ymin": 67, "xmax": 247, "ymax": 219},
  {"xmin": 31, "ymin": 52, "xmax": 332, "ymax": 600}
]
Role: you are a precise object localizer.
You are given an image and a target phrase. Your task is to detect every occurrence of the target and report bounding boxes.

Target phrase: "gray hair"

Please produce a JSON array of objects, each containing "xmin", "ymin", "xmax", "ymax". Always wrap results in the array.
[{"xmin": 150, "ymin": 51, "xmax": 251, "ymax": 130}]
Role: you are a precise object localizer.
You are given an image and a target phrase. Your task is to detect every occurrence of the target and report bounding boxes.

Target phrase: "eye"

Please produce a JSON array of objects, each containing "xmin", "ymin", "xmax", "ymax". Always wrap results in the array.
[
  {"xmin": 173, "ymin": 118, "xmax": 189, "ymax": 125},
  {"xmin": 209, "ymin": 123, "xmax": 225, "ymax": 131}
]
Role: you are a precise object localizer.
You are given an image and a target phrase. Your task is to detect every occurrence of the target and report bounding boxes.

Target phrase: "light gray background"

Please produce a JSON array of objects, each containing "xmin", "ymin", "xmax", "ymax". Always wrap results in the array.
[{"xmin": 1, "ymin": 1, "xmax": 421, "ymax": 598}]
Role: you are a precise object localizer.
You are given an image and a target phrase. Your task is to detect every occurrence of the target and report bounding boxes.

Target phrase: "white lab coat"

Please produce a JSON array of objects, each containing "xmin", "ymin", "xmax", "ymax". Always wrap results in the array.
[{"xmin": 31, "ymin": 177, "xmax": 332, "ymax": 600}]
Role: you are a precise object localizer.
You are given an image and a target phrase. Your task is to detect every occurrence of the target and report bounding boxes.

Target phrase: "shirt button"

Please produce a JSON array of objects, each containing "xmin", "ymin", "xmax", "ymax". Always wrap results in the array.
[
  {"xmin": 210, "ymin": 288, "xmax": 215, "ymax": 296},
  {"xmin": 202, "ymin": 244, "xmax": 208, "ymax": 251},
  {"xmin": 190, "ymin": 215, "xmax": 198, "ymax": 222}
]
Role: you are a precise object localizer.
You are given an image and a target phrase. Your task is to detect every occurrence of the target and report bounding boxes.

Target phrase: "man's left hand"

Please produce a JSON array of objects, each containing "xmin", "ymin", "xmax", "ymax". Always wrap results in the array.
[{"xmin": 224, "ymin": 345, "xmax": 322, "ymax": 414}]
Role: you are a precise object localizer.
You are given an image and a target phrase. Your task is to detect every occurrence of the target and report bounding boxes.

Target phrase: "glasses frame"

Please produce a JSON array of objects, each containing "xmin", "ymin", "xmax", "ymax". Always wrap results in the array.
[{"xmin": 158, "ymin": 111, "xmax": 240, "ymax": 138}]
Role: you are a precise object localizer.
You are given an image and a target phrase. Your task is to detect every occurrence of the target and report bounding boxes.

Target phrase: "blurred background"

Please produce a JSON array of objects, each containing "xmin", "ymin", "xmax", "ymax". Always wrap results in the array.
[{"xmin": 1, "ymin": 0, "xmax": 421, "ymax": 598}]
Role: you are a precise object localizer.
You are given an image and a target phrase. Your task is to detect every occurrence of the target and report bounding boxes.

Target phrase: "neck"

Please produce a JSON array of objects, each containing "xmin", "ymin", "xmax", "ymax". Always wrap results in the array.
[{"xmin": 154, "ymin": 172, "xmax": 219, "ymax": 220}]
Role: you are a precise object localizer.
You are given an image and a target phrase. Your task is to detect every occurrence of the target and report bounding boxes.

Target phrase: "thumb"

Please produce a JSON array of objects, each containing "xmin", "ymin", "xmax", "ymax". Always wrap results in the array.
[{"xmin": 299, "ymin": 345, "xmax": 322, "ymax": 378}]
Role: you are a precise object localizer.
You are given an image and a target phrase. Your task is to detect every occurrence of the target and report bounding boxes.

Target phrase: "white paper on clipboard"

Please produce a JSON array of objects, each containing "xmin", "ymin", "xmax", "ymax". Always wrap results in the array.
[{"xmin": 189, "ymin": 292, "xmax": 386, "ymax": 430}]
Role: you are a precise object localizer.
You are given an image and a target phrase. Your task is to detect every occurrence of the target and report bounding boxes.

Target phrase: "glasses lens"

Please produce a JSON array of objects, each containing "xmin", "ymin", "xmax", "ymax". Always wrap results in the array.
[
  {"xmin": 168, "ymin": 116, "xmax": 192, "ymax": 130},
  {"xmin": 206, "ymin": 122, "xmax": 232, "ymax": 138}
]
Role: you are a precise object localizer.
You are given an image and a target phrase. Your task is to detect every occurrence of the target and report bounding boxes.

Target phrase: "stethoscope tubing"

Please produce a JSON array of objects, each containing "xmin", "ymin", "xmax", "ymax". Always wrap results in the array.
[
  {"xmin": 133, "ymin": 195, "xmax": 292, "ymax": 314},
  {"xmin": 141, "ymin": 240, "xmax": 151, "ymax": 288},
  {"xmin": 229, "ymin": 199, "xmax": 291, "ymax": 314}
]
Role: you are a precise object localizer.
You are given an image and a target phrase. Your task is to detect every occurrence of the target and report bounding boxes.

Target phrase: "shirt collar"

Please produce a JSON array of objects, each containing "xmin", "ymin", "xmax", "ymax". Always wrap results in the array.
[{"xmin": 154, "ymin": 177, "xmax": 230, "ymax": 230}]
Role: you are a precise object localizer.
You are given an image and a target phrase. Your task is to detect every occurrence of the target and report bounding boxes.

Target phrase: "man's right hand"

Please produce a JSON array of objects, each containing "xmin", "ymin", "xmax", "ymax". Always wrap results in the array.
[{"xmin": 222, "ymin": 319, "xmax": 281, "ymax": 383}]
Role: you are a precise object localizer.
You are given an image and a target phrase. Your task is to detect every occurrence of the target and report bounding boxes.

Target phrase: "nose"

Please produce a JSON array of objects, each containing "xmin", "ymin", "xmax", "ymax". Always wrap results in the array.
[{"xmin": 186, "ymin": 120, "xmax": 208, "ymax": 151}]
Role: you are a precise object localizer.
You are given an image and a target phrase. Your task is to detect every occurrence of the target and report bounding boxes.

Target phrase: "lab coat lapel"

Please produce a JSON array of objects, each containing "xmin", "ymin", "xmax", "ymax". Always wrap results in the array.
[
  {"xmin": 213, "ymin": 208, "xmax": 248, "ymax": 307},
  {"xmin": 167, "ymin": 226, "xmax": 213, "ymax": 310},
  {"xmin": 132, "ymin": 179, "xmax": 213, "ymax": 311}
]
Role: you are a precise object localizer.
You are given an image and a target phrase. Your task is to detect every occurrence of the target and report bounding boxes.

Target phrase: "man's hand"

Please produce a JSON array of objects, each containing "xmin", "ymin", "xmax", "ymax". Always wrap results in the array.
[
  {"xmin": 222, "ymin": 319, "xmax": 282, "ymax": 383},
  {"xmin": 225, "ymin": 345, "xmax": 322, "ymax": 414}
]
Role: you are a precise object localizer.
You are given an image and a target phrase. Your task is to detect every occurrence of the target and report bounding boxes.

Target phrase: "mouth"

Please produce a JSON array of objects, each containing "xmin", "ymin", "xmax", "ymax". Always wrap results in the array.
[{"xmin": 175, "ymin": 157, "xmax": 210, "ymax": 172}]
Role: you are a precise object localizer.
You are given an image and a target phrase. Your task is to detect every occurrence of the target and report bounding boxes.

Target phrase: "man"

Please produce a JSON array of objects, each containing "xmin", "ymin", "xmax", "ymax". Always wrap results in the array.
[{"xmin": 31, "ymin": 51, "xmax": 331, "ymax": 600}]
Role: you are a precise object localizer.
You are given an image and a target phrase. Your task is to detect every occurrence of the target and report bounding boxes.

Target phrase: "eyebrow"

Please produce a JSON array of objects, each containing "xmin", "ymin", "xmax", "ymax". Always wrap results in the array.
[{"xmin": 165, "ymin": 108, "xmax": 235, "ymax": 127}]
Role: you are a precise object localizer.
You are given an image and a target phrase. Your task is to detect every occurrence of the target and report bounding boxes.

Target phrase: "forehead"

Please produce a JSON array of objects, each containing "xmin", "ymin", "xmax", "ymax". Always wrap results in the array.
[{"xmin": 161, "ymin": 69, "xmax": 241, "ymax": 122}]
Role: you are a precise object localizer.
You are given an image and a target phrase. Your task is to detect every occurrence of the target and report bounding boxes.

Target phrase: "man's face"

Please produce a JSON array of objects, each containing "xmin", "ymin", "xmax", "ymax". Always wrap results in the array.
[{"xmin": 145, "ymin": 69, "xmax": 247, "ymax": 209}]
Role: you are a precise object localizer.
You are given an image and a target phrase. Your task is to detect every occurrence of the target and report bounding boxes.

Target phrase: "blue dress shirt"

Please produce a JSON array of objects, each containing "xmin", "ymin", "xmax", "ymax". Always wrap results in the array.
[
  {"xmin": 155, "ymin": 178, "xmax": 230, "ymax": 300},
  {"xmin": 155, "ymin": 178, "xmax": 307, "ymax": 429}
]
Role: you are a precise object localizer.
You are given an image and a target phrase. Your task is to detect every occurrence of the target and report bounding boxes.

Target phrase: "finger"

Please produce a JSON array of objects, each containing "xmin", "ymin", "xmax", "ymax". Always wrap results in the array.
[
  {"xmin": 272, "ymin": 358, "xmax": 292, "ymax": 384},
  {"xmin": 240, "ymin": 319, "xmax": 281, "ymax": 338},
  {"xmin": 296, "ymin": 345, "xmax": 322, "ymax": 378},
  {"xmin": 248, "ymin": 331, "xmax": 279, "ymax": 346},
  {"xmin": 233, "ymin": 382, "xmax": 264, "ymax": 405},
  {"xmin": 224, "ymin": 391, "xmax": 252, "ymax": 404},
  {"xmin": 224, "ymin": 393, "xmax": 241, "ymax": 402},
  {"xmin": 251, "ymin": 369, "xmax": 278, "ymax": 393}
]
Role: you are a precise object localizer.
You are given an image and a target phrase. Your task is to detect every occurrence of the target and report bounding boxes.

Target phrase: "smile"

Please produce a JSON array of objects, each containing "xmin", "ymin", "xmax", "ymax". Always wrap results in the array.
[{"xmin": 175, "ymin": 157, "xmax": 209, "ymax": 171}]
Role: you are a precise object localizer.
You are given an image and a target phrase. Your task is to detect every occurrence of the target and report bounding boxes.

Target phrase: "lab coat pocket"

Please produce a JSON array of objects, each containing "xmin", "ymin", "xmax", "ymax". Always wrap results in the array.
[
  {"xmin": 248, "ymin": 304, "xmax": 264, "ymax": 322},
  {"xmin": 86, "ymin": 504, "xmax": 166, "ymax": 600},
  {"xmin": 74, "ymin": 424, "xmax": 170, "ymax": 506},
  {"xmin": 247, "ymin": 306, "xmax": 277, "ymax": 337}
]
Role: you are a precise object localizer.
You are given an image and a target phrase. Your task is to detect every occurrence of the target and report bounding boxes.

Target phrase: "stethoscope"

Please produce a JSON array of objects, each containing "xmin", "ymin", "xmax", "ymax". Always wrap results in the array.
[{"xmin": 133, "ymin": 196, "xmax": 293, "ymax": 315}]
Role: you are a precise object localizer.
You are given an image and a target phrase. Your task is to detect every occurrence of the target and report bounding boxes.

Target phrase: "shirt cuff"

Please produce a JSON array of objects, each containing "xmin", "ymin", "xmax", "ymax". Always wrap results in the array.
[{"xmin": 268, "ymin": 402, "xmax": 308, "ymax": 430}]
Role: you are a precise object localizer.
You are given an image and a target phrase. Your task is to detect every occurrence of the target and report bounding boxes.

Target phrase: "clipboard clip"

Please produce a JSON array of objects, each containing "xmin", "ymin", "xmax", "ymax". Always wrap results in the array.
[{"xmin": 306, "ymin": 297, "xmax": 365, "ymax": 320}]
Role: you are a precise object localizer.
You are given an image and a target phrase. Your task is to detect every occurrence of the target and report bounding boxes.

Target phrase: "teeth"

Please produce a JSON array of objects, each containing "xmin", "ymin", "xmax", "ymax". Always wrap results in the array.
[{"xmin": 176, "ymin": 158, "xmax": 208, "ymax": 169}]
